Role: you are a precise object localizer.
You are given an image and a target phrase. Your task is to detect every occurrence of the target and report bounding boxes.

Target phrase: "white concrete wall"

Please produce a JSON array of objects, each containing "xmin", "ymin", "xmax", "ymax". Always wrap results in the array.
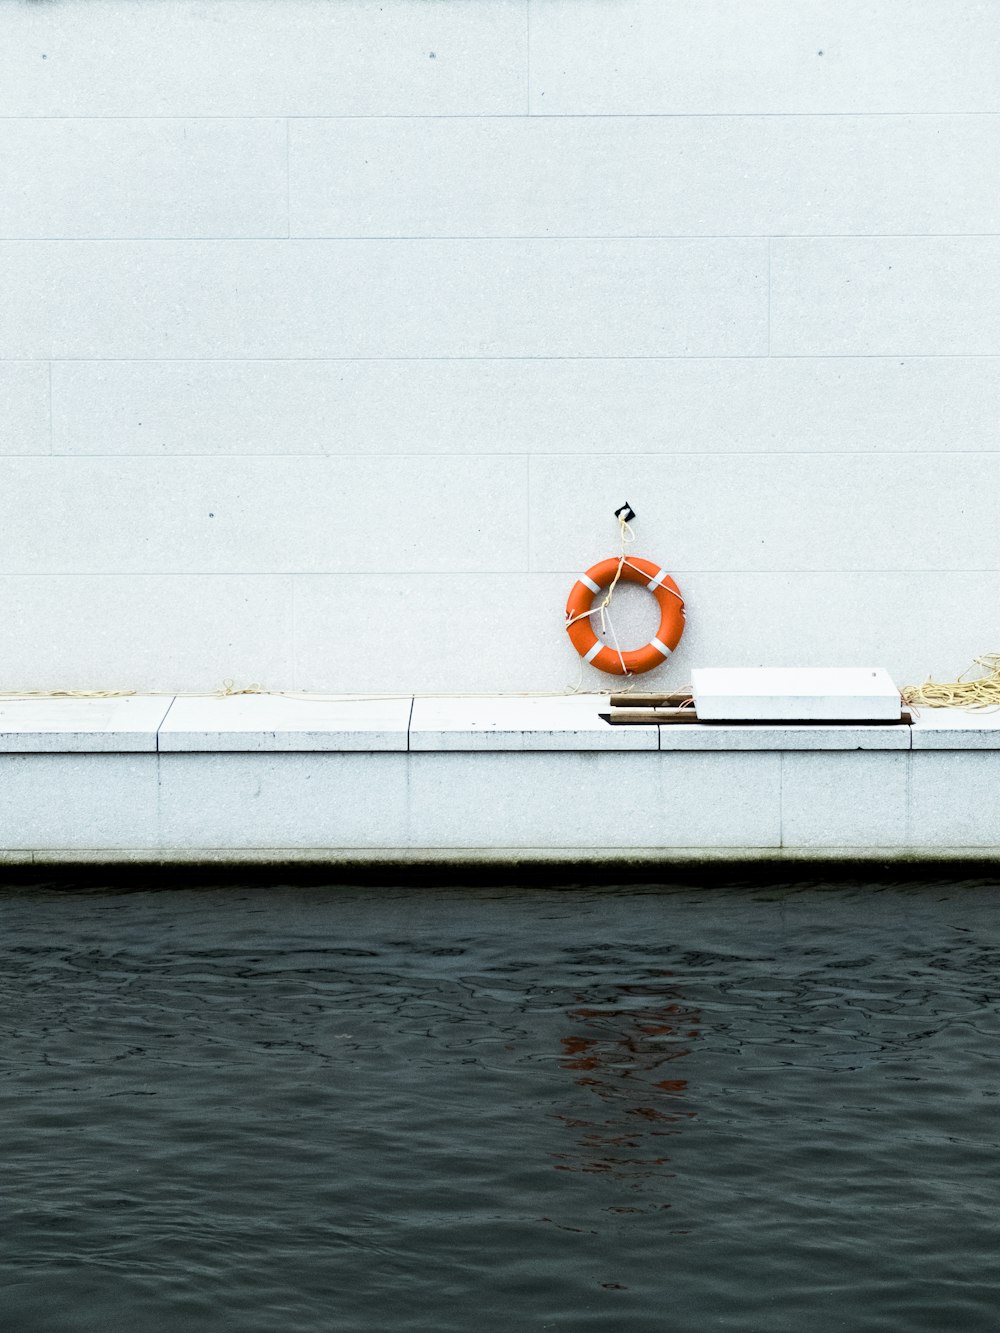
[{"xmin": 2, "ymin": 0, "xmax": 998, "ymax": 694}]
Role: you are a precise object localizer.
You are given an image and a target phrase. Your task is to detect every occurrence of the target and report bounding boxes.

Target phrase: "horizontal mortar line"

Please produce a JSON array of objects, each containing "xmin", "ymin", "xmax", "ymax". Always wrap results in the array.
[
  {"xmin": 532, "ymin": 447, "xmax": 1000, "ymax": 457},
  {"xmin": 4, "ymin": 111, "xmax": 1000, "ymax": 120},
  {"xmin": 16, "ymin": 355, "xmax": 777, "ymax": 364},
  {"xmin": 0, "ymin": 571, "xmax": 299, "ymax": 579},
  {"xmin": 34, "ymin": 451, "xmax": 531, "ymax": 460},
  {"xmin": 289, "ymin": 232, "xmax": 1000, "ymax": 241},
  {"xmin": 0, "ymin": 236, "xmax": 287, "ymax": 244},
  {"xmin": 540, "ymin": 568, "xmax": 1000, "ymax": 576},
  {"xmin": 32, "ymin": 353, "xmax": 1000, "ymax": 364},
  {"xmin": 0, "ymin": 571, "xmax": 536, "ymax": 579},
  {"xmin": 4, "ymin": 569, "xmax": 999, "ymax": 578},
  {"xmin": 16, "ymin": 353, "xmax": 1000, "ymax": 363},
  {"xmin": 35, "ymin": 449, "xmax": 1000, "ymax": 459},
  {"xmin": 6, "ymin": 232, "xmax": 1000, "ymax": 241}
]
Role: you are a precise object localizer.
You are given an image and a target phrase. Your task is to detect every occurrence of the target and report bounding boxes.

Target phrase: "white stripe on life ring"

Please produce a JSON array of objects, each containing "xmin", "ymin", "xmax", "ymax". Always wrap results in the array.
[
  {"xmin": 580, "ymin": 573, "xmax": 601, "ymax": 594},
  {"xmin": 583, "ymin": 641, "xmax": 604, "ymax": 664},
  {"xmin": 646, "ymin": 567, "xmax": 666, "ymax": 591},
  {"xmin": 649, "ymin": 637, "xmax": 672, "ymax": 658}
]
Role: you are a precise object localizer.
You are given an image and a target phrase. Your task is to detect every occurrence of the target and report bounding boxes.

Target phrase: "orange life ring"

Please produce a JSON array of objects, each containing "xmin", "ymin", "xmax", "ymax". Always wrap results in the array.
[{"xmin": 565, "ymin": 556, "xmax": 685, "ymax": 676}]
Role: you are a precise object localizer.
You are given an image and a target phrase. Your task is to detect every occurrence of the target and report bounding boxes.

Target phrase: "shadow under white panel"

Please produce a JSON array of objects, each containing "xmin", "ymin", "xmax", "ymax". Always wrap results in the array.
[{"xmin": 659, "ymin": 724, "xmax": 909, "ymax": 751}]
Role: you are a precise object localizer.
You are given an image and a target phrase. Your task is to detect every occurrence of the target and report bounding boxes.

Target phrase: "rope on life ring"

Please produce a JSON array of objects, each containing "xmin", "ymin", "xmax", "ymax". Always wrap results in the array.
[{"xmin": 565, "ymin": 556, "xmax": 685, "ymax": 676}]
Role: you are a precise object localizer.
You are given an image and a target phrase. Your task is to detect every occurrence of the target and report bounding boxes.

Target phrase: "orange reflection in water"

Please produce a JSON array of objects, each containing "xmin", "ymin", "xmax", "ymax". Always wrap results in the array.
[{"xmin": 552, "ymin": 978, "xmax": 699, "ymax": 1181}]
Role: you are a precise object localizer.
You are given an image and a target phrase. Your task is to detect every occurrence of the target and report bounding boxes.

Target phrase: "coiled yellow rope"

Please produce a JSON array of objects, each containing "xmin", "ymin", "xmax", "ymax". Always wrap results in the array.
[{"xmin": 901, "ymin": 654, "xmax": 1000, "ymax": 710}]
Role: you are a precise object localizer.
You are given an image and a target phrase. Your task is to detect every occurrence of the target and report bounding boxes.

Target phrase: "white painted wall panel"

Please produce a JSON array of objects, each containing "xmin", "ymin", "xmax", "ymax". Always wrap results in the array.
[
  {"xmin": 2, "ymin": 0, "xmax": 997, "ymax": 705},
  {"xmin": 291, "ymin": 115, "xmax": 1000, "ymax": 238},
  {"xmin": 0, "ymin": 457, "xmax": 527, "ymax": 575},
  {"xmin": 0, "ymin": 0, "xmax": 527, "ymax": 116},
  {"xmin": 292, "ymin": 571, "xmax": 1000, "ymax": 696},
  {"xmin": 0, "ymin": 239, "xmax": 767, "ymax": 360},
  {"xmin": 529, "ymin": 0, "xmax": 1000, "ymax": 115},
  {"xmin": 0, "ymin": 567, "xmax": 988, "ymax": 697},
  {"xmin": 0, "ymin": 576, "xmax": 295, "ymax": 692},
  {"xmin": 529, "ymin": 454, "xmax": 1000, "ymax": 573},
  {"xmin": 669, "ymin": 573, "xmax": 1000, "ymax": 689},
  {"xmin": 51, "ymin": 357, "xmax": 1000, "ymax": 457},
  {"xmin": 772, "ymin": 238, "xmax": 1000, "ymax": 355},
  {"xmin": 293, "ymin": 573, "xmax": 571, "ymax": 694},
  {"xmin": 0, "ymin": 364, "xmax": 49, "ymax": 455},
  {"xmin": 0, "ymin": 120, "xmax": 287, "ymax": 240},
  {"xmin": 0, "ymin": 567, "xmax": 990, "ymax": 696}
]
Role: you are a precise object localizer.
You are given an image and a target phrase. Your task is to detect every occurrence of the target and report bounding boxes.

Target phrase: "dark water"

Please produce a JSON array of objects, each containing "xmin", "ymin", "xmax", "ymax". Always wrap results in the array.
[{"xmin": 2, "ymin": 876, "xmax": 1000, "ymax": 1332}]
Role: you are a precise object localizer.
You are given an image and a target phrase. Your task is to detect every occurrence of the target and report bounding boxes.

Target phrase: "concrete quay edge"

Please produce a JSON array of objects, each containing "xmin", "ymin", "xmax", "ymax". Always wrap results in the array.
[
  {"xmin": 1, "ymin": 692, "xmax": 999, "ymax": 752},
  {"xmin": 4, "ymin": 846, "xmax": 1000, "ymax": 869},
  {"xmin": 1, "ymin": 697, "xmax": 999, "ymax": 865}
]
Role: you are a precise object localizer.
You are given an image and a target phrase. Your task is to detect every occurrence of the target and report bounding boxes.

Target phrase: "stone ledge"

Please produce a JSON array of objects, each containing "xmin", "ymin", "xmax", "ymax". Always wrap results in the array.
[
  {"xmin": 909, "ymin": 707, "xmax": 1000, "ymax": 749},
  {"xmin": 651, "ymin": 721, "xmax": 911, "ymax": 750},
  {"xmin": 158, "ymin": 694, "xmax": 411, "ymax": 752},
  {"xmin": 409, "ymin": 694, "xmax": 657, "ymax": 750},
  {"xmin": 0, "ymin": 696, "xmax": 172, "ymax": 752},
  {"xmin": 1, "ymin": 693, "xmax": 999, "ymax": 752}
]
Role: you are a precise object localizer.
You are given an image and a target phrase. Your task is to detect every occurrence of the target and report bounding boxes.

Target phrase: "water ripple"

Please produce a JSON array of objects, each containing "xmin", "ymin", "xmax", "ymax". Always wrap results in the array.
[{"xmin": 1, "ymin": 877, "xmax": 999, "ymax": 1331}]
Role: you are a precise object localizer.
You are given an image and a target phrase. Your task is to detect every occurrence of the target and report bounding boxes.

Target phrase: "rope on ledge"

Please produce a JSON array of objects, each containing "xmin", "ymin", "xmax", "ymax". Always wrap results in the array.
[
  {"xmin": 901, "ymin": 654, "xmax": 1000, "ymax": 711},
  {"xmin": 0, "ymin": 684, "xmax": 627, "ymax": 703}
]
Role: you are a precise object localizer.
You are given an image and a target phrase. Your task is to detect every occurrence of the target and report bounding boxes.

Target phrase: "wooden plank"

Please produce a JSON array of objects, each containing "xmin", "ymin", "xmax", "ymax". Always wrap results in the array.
[
  {"xmin": 603, "ymin": 709, "xmax": 699, "ymax": 725},
  {"xmin": 608, "ymin": 690, "xmax": 692, "ymax": 708},
  {"xmin": 606, "ymin": 709, "xmax": 914, "ymax": 727}
]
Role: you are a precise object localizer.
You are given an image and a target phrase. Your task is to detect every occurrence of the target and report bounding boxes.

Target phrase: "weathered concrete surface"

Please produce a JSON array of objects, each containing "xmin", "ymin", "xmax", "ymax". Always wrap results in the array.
[{"xmin": 0, "ymin": 696, "xmax": 997, "ymax": 865}]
